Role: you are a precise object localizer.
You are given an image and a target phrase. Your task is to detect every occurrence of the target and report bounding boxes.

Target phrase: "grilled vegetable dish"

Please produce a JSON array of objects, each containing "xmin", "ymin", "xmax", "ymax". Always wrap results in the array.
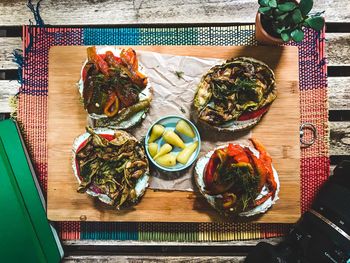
[
  {"xmin": 74, "ymin": 127, "xmax": 149, "ymax": 209},
  {"xmin": 195, "ymin": 138, "xmax": 279, "ymax": 216},
  {"xmin": 81, "ymin": 46, "xmax": 151, "ymax": 124},
  {"xmin": 193, "ymin": 57, "xmax": 277, "ymax": 129}
]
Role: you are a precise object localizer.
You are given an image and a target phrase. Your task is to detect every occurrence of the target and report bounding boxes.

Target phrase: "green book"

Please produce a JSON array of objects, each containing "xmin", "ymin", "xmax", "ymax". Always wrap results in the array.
[{"xmin": 0, "ymin": 119, "xmax": 63, "ymax": 263}]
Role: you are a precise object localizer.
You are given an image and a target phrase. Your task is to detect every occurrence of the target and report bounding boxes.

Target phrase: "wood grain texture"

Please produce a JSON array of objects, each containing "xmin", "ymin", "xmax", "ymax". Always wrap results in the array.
[
  {"xmin": 63, "ymin": 238, "xmax": 281, "ymax": 246},
  {"xmin": 62, "ymin": 256, "xmax": 245, "ymax": 263},
  {"xmin": 330, "ymin": 122, "xmax": 350, "ymax": 156},
  {"xmin": 326, "ymin": 33, "xmax": 350, "ymax": 66},
  {"xmin": 328, "ymin": 77, "xmax": 350, "ymax": 110},
  {"xmin": 61, "ymin": 237, "xmax": 282, "ymax": 261},
  {"xmin": 47, "ymin": 45, "xmax": 300, "ymax": 223},
  {"xmin": 1, "ymin": 0, "xmax": 345, "ymax": 26},
  {"xmin": 0, "ymin": 37, "xmax": 21, "ymax": 70},
  {"xmin": 0, "ymin": 80, "xmax": 19, "ymax": 113}
]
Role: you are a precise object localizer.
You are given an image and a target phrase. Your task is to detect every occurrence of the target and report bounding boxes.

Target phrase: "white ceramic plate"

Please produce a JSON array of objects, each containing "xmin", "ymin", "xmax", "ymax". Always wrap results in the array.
[
  {"xmin": 72, "ymin": 128, "xmax": 150, "ymax": 207},
  {"xmin": 192, "ymin": 110, "xmax": 266, "ymax": 133},
  {"xmin": 194, "ymin": 144, "xmax": 280, "ymax": 217},
  {"xmin": 78, "ymin": 46, "xmax": 152, "ymax": 129}
]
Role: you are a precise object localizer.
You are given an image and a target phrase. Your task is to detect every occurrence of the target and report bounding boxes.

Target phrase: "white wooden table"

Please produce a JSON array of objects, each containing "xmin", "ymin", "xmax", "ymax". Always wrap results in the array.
[{"xmin": 1, "ymin": 1, "xmax": 349, "ymax": 262}]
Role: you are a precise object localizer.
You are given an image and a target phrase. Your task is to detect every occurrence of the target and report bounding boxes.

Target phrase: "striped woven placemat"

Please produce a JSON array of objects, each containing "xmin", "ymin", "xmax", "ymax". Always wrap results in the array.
[{"xmin": 16, "ymin": 24, "xmax": 328, "ymax": 241}]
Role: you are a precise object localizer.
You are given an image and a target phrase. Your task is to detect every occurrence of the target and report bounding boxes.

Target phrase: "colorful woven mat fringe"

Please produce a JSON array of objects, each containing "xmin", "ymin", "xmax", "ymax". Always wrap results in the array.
[{"xmin": 17, "ymin": 25, "xmax": 329, "ymax": 241}]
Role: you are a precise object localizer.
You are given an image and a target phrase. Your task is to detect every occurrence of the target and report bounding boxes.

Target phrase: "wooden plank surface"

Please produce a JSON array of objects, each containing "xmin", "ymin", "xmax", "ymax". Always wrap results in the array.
[
  {"xmin": 47, "ymin": 45, "xmax": 300, "ymax": 223},
  {"xmin": 0, "ymin": 37, "xmax": 21, "ymax": 70},
  {"xmin": 3, "ymin": 0, "xmax": 350, "ymax": 25},
  {"xmin": 328, "ymin": 77, "xmax": 350, "ymax": 110},
  {"xmin": 63, "ymin": 238, "xmax": 281, "ymax": 246},
  {"xmin": 330, "ymin": 122, "xmax": 350, "ymax": 156},
  {"xmin": 326, "ymin": 33, "xmax": 350, "ymax": 66},
  {"xmin": 63, "ymin": 256, "xmax": 246, "ymax": 262},
  {"xmin": 61, "ymin": 238, "xmax": 282, "ymax": 261},
  {"xmin": 0, "ymin": 80, "xmax": 19, "ymax": 113}
]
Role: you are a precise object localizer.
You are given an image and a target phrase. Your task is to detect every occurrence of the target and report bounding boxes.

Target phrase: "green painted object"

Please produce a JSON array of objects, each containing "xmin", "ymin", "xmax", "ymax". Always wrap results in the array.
[{"xmin": 0, "ymin": 119, "xmax": 63, "ymax": 263}]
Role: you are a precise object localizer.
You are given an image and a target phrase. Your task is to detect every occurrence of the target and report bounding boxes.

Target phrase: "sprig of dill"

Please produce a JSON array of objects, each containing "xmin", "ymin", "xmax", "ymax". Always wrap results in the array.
[{"xmin": 174, "ymin": 71, "xmax": 185, "ymax": 80}]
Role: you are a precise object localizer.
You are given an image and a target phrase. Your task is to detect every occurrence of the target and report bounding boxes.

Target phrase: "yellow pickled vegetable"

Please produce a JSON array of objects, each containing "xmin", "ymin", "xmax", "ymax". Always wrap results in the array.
[
  {"xmin": 149, "ymin": 124, "xmax": 165, "ymax": 143},
  {"xmin": 176, "ymin": 141, "xmax": 199, "ymax": 164},
  {"xmin": 155, "ymin": 153, "xmax": 177, "ymax": 167},
  {"xmin": 153, "ymin": 143, "xmax": 172, "ymax": 160},
  {"xmin": 163, "ymin": 130, "xmax": 185, "ymax": 149},
  {"xmin": 175, "ymin": 119, "xmax": 195, "ymax": 138},
  {"xmin": 148, "ymin": 143, "xmax": 158, "ymax": 158}
]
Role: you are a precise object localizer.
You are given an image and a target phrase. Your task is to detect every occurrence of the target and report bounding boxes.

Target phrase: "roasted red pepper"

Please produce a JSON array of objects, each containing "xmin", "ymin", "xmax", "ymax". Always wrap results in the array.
[
  {"xmin": 87, "ymin": 46, "xmax": 110, "ymax": 76},
  {"xmin": 204, "ymin": 149, "xmax": 232, "ymax": 195},
  {"xmin": 222, "ymin": 193, "xmax": 237, "ymax": 209},
  {"xmin": 204, "ymin": 152, "xmax": 218, "ymax": 189},
  {"xmin": 115, "ymin": 85, "xmax": 139, "ymax": 107},
  {"xmin": 120, "ymin": 48, "xmax": 138, "ymax": 71},
  {"xmin": 105, "ymin": 51, "xmax": 123, "ymax": 68},
  {"xmin": 120, "ymin": 48, "xmax": 148, "ymax": 88},
  {"xmin": 227, "ymin": 143, "xmax": 250, "ymax": 163},
  {"xmin": 82, "ymin": 65, "xmax": 88, "ymax": 82},
  {"xmin": 103, "ymin": 92, "xmax": 119, "ymax": 117},
  {"xmin": 237, "ymin": 105, "xmax": 270, "ymax": 121}
]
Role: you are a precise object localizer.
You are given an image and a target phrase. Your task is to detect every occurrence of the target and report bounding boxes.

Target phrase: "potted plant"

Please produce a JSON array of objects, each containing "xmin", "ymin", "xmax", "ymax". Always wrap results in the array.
[{"xmin": 256, "ymin": 0, "xmax": 325, "ymax": 45}]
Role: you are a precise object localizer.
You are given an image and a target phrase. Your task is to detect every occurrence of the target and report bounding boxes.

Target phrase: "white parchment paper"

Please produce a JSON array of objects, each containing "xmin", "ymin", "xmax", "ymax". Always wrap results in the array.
[{"xmin": 127, "ymin": 51, "xmax": 251, "ymax": 191}]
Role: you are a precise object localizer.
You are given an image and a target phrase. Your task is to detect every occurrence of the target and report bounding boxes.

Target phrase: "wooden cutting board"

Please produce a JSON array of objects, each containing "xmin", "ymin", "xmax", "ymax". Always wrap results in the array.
[{"xmin": 47, "ymin": 46, "xmax": 300, "ymax": 223}]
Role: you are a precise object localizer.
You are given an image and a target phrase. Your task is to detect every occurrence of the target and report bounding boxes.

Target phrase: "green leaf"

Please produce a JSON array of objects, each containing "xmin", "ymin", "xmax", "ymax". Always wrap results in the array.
[
  {"xmin": 291, "ymin": 28, "xmax": 304, "ymax": 42},
  {"xmin": 281, "ymin": 31, "xmax": 291, "ymax": 42},
  {"xmin": 278, "ymin": 2, "xmax": 296, "ymax": 12},
  {"xmin": 258, "ymin": 0, "xmax": 270, "ymax": 7},
  {"xmin": 276, "ymin": 12, "xmax": 288, "ymax": 22},
  {"xmin": 268, "ymin": 0, "xmax": 277, "ymax": 8},
  {"xmin": 276, "ymin": 26, "xmax": 286, "ymax": 34},
  {"xmin": 292, "ymin": 9, "xmax": 303, "ymax": 23},
  {"xmin": 284, "ymin": 13, "xmax": 294, "ymax": 26},
  {"xmin": 302, "ymin": 20, "xmax": 309, "ymax": 27},
  {"xmin": 299, "ymin": 0, "xmax": 313, "ymax": 16},
  {"xmin": 258, "ymin": 6, "xmax": 272, "ymax": 14},
  {"xmin": 305, "ymin": 16, "xmax": 325, "ymax": 30},
  {"xmin": 275, "ymin": 9, "xmax": 285, "ymax": 15}
]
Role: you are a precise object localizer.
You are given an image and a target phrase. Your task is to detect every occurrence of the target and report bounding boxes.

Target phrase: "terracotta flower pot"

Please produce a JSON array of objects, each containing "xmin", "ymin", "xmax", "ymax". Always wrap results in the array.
[{"xmin": 255, "ymin": 12, "xmax": 284, "ymax": 45}]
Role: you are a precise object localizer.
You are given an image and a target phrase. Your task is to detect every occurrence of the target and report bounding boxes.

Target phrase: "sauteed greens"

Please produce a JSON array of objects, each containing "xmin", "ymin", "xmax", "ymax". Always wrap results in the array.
[
  {"xmin": 76, "ymin": 127, "xmax": 149, "ymax": 209},
  {"xmin": 194, "ymin": 57, "xmax": 277, "ymax": 126}
]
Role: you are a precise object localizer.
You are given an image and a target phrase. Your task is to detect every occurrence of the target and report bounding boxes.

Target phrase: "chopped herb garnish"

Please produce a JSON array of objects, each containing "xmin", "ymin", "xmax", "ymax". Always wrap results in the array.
[{"xmin": 174, "ymin": 71, "xmax": 185, "ymax": 80}]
